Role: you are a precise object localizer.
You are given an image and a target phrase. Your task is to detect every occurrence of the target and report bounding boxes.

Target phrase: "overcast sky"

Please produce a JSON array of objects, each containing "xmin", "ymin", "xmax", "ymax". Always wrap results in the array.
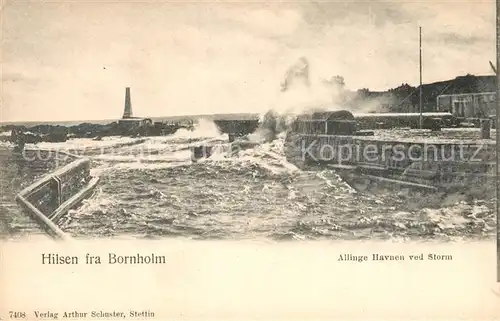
[{"xmin": 1, "ymin": 0, "xmax": 496, "ymax": 122}]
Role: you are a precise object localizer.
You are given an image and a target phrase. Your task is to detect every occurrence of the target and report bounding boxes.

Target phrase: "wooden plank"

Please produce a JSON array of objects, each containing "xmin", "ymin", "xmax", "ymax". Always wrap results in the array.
[
  {"xmin": 15, "ymin": 195, "xmax": 70, "ymax": 240},
  {"xmin": 48, "ymin": 176, "xmax": 100, "ymax": 222}
]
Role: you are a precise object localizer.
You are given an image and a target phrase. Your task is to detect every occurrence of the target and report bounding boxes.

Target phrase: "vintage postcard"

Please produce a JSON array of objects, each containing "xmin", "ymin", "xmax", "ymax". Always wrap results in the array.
[{"xmin": 1, "ymin": 0, "xmax": 499, "ymax": 319}]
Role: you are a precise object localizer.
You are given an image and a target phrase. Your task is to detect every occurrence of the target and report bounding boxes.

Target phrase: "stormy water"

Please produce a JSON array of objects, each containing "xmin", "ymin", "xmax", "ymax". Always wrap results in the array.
[{"xmin": 0, "ymin": 123, "xmax": 495, "ymax": 242}]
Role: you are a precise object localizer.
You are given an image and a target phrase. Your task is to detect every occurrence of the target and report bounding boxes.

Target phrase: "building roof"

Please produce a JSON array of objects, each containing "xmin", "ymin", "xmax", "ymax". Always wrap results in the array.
[
  {"xmin": 353, "ymin": 112, "xmax": 453, "ymax": 118},
  {"xmin": 437, "ymin": 92, "xmax": 495, "ymax": 98}
]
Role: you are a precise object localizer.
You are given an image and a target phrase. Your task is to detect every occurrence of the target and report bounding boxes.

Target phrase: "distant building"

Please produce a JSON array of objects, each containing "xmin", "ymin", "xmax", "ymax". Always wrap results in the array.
[
  {"xmin": 118, "ymin": 117, "xmax": 152, "ymax": 129},
  {"xmin": 436, "ymin": 92, "xmax": 496, "ymax": 120}
]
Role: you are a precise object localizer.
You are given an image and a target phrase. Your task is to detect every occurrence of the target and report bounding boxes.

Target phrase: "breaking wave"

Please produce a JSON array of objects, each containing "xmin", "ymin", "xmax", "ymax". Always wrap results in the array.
[{"xmin": 0, "ymin": 133, "xmax": 494, "ymax": 241}]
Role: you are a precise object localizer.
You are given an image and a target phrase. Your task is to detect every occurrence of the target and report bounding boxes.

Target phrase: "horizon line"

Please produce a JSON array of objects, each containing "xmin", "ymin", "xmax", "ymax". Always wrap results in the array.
[{"xmin": 1, "ymin": 72, "xmax": 495, "ymax": 125}]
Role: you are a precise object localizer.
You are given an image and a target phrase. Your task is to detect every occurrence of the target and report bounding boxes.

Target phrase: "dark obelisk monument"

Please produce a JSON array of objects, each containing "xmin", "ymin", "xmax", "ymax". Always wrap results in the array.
[{"xmin": 122, "ymin": 87, "xmax": 132, "ymax": 119}]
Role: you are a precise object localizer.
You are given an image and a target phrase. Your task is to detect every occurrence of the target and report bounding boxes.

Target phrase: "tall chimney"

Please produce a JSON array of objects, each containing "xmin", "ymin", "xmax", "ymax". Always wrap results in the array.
[{"xmin": 122, "ymin": 87, "xmax": 132, "ymax": 119}]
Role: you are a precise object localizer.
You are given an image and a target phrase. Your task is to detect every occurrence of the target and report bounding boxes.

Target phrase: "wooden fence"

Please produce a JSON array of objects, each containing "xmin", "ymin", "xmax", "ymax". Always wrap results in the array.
[{"xmin": 15, "ymin": 157, "xmax": 100, "ymax": 240}]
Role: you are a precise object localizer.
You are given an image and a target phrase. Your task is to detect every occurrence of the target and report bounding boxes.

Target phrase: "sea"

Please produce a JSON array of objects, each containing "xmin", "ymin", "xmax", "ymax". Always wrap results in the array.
[{"xmin": 0, "ymin": 122, "xmax": 495, "ymax": 241}]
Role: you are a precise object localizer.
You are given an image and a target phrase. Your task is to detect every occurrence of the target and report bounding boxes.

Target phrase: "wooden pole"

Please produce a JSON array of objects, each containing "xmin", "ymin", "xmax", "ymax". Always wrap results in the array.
[{"xmin": 419, "ymin": 26, "xmax": 423, "ymax": 129}]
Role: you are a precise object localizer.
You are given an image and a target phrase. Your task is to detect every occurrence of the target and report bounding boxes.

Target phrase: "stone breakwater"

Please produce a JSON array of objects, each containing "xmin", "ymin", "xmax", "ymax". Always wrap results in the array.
[{"xmin": 0, "ymin": 120, "xmax": 191, "ymax": 144}]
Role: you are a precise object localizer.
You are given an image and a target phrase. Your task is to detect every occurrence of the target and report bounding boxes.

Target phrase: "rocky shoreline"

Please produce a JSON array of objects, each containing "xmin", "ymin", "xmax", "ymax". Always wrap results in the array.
[{"xmin": 0, "ymin": 120, "xmax": 194, "ymax": 147}]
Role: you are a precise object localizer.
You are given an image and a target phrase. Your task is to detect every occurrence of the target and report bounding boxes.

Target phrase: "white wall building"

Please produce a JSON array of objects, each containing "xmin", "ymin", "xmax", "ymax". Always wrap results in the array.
[{"xmin": 436, "ymin": 92, "xmax": 496, "ymax": 119}]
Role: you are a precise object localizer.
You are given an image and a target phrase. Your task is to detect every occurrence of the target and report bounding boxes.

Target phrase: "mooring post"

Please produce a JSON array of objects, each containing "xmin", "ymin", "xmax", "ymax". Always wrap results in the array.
[{"xmin": 480, "ymin": 119, "xmax": 491, "ymax": 139}]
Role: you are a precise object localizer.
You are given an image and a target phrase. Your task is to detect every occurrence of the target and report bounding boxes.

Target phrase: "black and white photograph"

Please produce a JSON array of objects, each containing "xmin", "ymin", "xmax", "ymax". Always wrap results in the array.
[
  {"xmin": 1, "ymin": 0, "xmax": 497, "ymax": 243},
  {"xmin": 2, "ymin": 0, "xmax": 500, "ymax": 319}
]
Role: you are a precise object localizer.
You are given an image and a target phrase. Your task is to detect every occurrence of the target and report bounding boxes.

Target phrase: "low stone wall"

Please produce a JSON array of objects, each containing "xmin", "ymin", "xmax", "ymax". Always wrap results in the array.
[
  {"xmin": 19, "ymin": 158, "xmax": 91, "ymax": 216},
  {"xmin": 14, "ymin": 151, "xmax": 99, "ymax": 239}
]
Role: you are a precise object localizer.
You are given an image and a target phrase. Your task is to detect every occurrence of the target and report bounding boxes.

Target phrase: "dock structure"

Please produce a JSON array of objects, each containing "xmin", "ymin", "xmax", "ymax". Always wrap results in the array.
[{"xmin": 15, "ymin": 156, "xmax": 100, "ymax": 240}]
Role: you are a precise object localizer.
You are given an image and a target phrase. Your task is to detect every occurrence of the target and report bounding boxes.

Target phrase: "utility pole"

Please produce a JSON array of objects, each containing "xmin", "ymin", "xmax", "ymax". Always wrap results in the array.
[
  {"xmin": 419, "ymin": 26, "xmax": 423, "ymax": 129},
  {"xmin": 496, "ymin": 0, "xmax": 500, "ymax": 282}
]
